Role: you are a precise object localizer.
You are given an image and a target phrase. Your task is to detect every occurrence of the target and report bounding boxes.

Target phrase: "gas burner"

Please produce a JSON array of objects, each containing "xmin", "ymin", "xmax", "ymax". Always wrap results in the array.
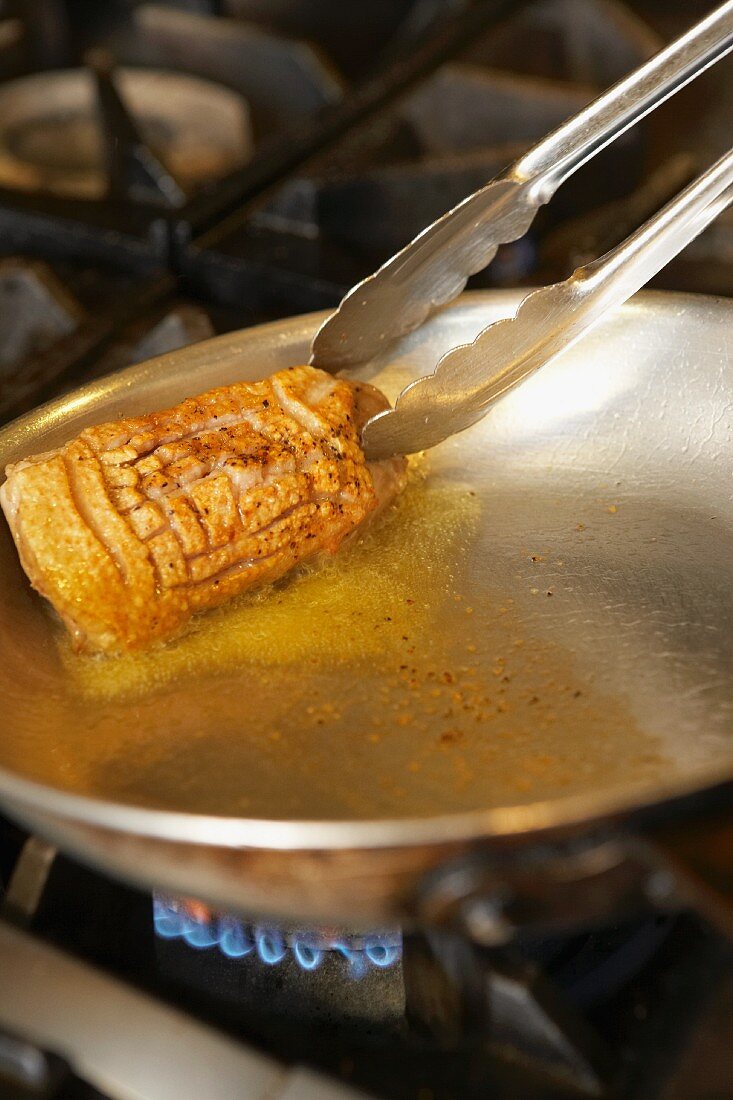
[
  {"xmin": 152, "ymin": 895, "xmax": 406, "ymax": 1029},
  {"xmin": 154, "ymin": 895, "xmax": 402, "ymax": 977},
  {"xmin": 0, "ymin": 67, "xmax": 253, "ymax": 201}
]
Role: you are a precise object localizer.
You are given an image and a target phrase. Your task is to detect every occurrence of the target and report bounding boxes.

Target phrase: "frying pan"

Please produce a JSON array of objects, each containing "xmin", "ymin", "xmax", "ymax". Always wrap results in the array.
[{"xmin": 0, "ymin": 290, "xmax": 732, "ymax": 935}]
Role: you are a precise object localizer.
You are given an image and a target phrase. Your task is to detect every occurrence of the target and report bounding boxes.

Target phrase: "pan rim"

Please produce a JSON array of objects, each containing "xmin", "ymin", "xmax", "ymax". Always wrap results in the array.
[
  {"xmin": 0, "ymin": 756, "xmax": 726, "ymax": 849},
  {"xmin": 0, "ymin": 758, "xmax": 732, "ymax": 850},
  {"xmin": 1, "ymin": 288, "xmax": 732, "ymax": 853}
]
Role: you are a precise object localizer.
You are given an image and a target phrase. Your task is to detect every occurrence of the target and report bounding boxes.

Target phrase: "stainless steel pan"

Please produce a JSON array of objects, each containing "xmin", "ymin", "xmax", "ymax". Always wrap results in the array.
[{"xmin": 0, "ymin": 290, "xmax": 732, "ymax": 934}]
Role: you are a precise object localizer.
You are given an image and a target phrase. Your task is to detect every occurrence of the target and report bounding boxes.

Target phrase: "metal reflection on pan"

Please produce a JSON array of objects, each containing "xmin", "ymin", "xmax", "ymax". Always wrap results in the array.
[{"xmin": 0, "ymin": 291, "xmax": 730, "ymax": 922}]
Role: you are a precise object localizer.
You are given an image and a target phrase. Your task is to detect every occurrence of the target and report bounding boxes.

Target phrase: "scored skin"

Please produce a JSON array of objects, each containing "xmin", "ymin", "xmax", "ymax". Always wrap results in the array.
[{"xmin": 0, "ymin": 365, "xmax": 407, "ymax": 654}]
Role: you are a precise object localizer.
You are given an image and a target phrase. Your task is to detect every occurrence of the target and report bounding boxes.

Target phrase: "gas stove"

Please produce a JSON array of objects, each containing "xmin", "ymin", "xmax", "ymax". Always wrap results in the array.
[
  {"xmin": 2, "ymin": 821, "xmax": 733, "ymax": 1099},
  {"xmin": 0, "ymin": 1, "xmax": 732, "ymax": 1098}
]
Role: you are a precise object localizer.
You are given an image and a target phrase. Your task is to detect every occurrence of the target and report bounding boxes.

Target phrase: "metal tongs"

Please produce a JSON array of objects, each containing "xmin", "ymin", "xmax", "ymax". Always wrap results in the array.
[{"xmin": 310, "ymin": 1, "xmax": 733, "ymax": 460}]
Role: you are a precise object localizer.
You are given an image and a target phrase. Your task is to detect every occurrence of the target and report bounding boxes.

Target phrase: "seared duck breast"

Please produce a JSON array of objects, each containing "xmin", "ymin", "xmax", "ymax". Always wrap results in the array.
[{"xmin": 1, "ymin": 365, "xmax": 406, "ymax": 653}]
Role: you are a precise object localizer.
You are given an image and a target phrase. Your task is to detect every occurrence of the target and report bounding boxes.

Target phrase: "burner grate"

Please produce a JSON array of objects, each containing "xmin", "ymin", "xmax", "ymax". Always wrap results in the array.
[{"xmin": 9, "ymin": 0, "xmax": 715, "ymax": 413}]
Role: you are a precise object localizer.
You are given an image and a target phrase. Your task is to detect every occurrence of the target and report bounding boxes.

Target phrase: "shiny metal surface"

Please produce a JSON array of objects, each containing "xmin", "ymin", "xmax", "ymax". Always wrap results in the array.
[
  {"xmin": 310, "ymin": 2, "xmax": 733, "ymax": 372},
  {"xmin": 363, "ymin": 146, "xmax": 733, "ymax": 458},
  {"xmin": 0, "ymin": 291, "xmax": 732, "ymax": 923}
]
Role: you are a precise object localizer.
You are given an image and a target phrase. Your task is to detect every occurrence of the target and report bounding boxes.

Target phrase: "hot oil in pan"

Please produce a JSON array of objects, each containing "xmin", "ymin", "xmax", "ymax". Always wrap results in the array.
[
  {"xmin": 62, "ymin": 462, "xmax": 476, "ymax": 696},
  {"xmin": 14, "ymin": 461, "xmax": 669, "ymax": 820}
]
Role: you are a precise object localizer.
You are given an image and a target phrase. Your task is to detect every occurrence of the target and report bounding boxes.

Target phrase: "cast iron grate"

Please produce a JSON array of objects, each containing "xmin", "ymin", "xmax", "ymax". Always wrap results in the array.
[{"xmin": 0, "ymin": 1, "xmax": 728, "ymax": 426}]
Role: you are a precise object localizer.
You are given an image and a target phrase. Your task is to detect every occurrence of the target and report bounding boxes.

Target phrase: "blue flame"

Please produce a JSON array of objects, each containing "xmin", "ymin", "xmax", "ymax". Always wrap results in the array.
[
  {"xmin": 183, "ymin": 916, "xmax": 219, "ymax": 950},
  {"xmin": 365, "ymin": 937, "xmax": 401, "ymax": 968},
  {"xmin": 154, "ymin": 898, "xmax": 187, "ymax": 940},
  {"xmin": 293, "ymin": 939, "xmax": 323, "ymax": 971},
  {"xmin": 219, "ymin": 918, "xmax": 254, "ymax": 959},
  {"xmin": 153, "ymin": 897, "xmax": 401, "ymax": 977},
  {"xmin": 255, "ymin": 927, "xmax": 287, "ymax": 965}
]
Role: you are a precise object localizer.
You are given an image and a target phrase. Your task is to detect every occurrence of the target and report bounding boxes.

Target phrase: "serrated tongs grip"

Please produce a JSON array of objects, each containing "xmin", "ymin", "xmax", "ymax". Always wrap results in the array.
[
  {"xmin": 362, "ymin": 144, "xmax": 733, "ymax": 459},
  {"xmin": 311, "ymin": 1, "xmax": 733, "ymax": 372}
]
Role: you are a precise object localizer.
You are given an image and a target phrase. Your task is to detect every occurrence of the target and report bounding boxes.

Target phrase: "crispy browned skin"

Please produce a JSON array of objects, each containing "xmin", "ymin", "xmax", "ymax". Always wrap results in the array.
[{"xmin": 1, "ymin": 365, "xmax": 407, "ymax": 653}]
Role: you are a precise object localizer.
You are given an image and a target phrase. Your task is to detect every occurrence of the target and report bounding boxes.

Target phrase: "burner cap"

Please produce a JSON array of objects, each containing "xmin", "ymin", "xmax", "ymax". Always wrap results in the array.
[{"xmin": 0, "ymin": 67, "xmax": 253, "ymax": 199}]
